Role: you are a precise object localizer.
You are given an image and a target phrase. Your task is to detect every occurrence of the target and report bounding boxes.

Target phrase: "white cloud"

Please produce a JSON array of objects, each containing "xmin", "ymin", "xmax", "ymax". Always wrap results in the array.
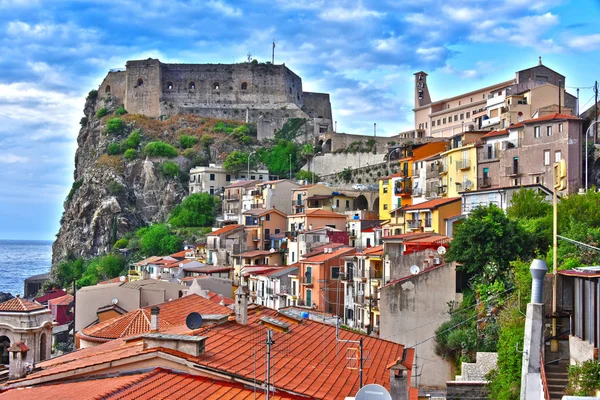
[
  {"xmin": 442, "ymin": 6, "xmax": 483, "ymax": 22},
  {"xmin": 206, "ymin": 0, "xmax": 242, "ymax": 17},
  {"xmin": 319, "ymin": 6, "xmax": 384, "ymax": 22},
  {"xmin": 373, "ymin": 36, "xmax": 402, "ymax": 52},
  {"xmin": 0, "ymin": 154, "xmax": 28, "ymax": 164},
  {"xmin": 416, "ymin": 46, "xmax": 445, "ymax": 62},
  {"xmin": 6, "ymin": 20, "xmax": 96, "ymax": 40},
  {"xmin": 567, "ymin": 34, "xmax": 600, "ymax": 50},
  {"xmin": 403, "ymin": 13, "xmax": 429, "ymax": 26}
]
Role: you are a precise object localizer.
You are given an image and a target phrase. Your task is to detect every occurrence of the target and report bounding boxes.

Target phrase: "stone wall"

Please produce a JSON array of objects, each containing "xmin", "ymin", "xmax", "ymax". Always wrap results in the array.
[
  {"xmin": 446, "ymin": 382, "xmax": 489, "ymax": 400},
  {"xmin": 311, "ymin": 152, "xmax": 391, "ymax": 180}
]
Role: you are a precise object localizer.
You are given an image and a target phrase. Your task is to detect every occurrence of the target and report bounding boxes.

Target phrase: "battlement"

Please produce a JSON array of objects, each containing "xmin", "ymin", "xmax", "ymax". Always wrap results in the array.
[{"xmin": 98, "ymin": 58, "xmax": 332, "ymax": 141}]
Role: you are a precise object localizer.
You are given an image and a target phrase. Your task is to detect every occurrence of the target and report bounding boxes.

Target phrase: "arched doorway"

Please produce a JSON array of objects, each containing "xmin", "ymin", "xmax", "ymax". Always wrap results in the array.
[
  {"xmin": 371, "ymin": 197, "xmax": 380, "ymax": 212},
  {"xmin": 323, "ymin": 139, "xmax": 332, "ymax": 153},
  {"xmin": 105, "ymin": 85, "xmax": 111, "ymax": 93},
  {"xmin": 39, "ymin": 333, "xmax": 47, "ymax": 361},
  {"xmin": 355, "ymin": 195, "xmax": 368, "ymax": 210},
  {"xmin": 0, "ymin": 336, "xmax": 10, "ymax": 364}
]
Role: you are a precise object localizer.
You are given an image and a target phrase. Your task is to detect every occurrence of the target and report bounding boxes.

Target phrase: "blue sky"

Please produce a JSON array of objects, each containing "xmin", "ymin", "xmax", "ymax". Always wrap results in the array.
[{"xmin": 1, "ymin": 0, "xmax": 600, "ymax": 240}]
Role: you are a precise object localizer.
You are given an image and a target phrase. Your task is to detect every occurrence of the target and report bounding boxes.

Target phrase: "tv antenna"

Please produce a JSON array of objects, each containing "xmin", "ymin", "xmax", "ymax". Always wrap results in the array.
[{"xmin": 185, "ymin": 312, "xmax": 203, "ymax": 330}]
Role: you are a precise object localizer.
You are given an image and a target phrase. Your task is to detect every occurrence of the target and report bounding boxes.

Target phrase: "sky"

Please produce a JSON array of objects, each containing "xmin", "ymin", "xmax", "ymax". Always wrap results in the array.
[{"xmin": 1, "ymin": 0, "xmax": 600, "ymax": 240}]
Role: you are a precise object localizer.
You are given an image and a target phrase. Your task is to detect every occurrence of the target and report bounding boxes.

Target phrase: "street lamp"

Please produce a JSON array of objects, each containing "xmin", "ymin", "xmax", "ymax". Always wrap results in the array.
[
  {"xmin": 311, "ymin": 151, "xmax": 323, "ymax": 185},
  {"xmin": 585, "ymin": 121, "xmax": 600, "ymax": 191},
  {"xmin": 386, "ymin": 148, "xmax": 400, "ymax": 176},
  {"xmin": 247, "ymin": 151, "xmax": 255, "ymax": 180}
]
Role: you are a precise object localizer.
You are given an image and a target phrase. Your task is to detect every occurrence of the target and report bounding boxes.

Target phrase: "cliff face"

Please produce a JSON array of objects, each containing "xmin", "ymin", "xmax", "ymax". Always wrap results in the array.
[{"xmin": 52, "ymin": 93, "xmax": 243, "ymax": 266}]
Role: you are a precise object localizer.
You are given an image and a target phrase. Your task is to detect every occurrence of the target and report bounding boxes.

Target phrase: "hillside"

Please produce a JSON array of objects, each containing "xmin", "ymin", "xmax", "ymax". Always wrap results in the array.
[{"xmin": 52, "ymin": 90, "xmax": 253, "ymax": 265}]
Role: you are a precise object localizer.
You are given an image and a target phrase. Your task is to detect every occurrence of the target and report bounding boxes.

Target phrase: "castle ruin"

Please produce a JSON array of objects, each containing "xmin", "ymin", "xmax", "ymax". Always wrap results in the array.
[{"xmin": 98, "ymin": 58, "xmax": 333, "ymax": 141}]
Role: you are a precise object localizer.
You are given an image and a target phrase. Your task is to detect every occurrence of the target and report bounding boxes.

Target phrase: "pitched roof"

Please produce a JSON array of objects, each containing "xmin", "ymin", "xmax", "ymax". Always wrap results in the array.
[
  {"xmin": 15, "ymin": 308, "xmax": 414, "ymax": 399},
  {"xmin": 381, "ymin": 232, "xmax": 436, "ymax": 241},
  {"xmin": 0, "ymin": 296, "xmax": 45, "ymax": 312},
  {"xmin": 481, "ymin": 129, "xmax": 508, "ymax": 139},
  {"xmin": 301, "ymin": 246, "xmax": 355, "ymax": 263},
  {"xmin": 522, "ymin": 113, "xmax": 580, "ymax": 124},
  {"xmin": 235, "ymin": 250, "xmax": 272, "ymax": 258},
  {"xmin": 35, "ymin": 289, "xmax": 68, "ymax": 303},
  {"xmin": 48, "ymin": 294, "xmax": 74, "ymax": 307},
  {"xmin": 242, "ymin": 208, "xmax": 288, "ymax": 218},
  {"xmin": 225, "ymin": 179, "xmax": 260, "ymax": 188},
  {"xmin": 0, "ymin": 368, "xmax": 297, "ymax": 400},
  {"xmin": 401, "ymin": 197, "xmax": 461, "ymax": 211},
  {"xmin": 298, "ymin": 209, "xmax": 347, "ymax": 218},
  {"xmin": 80, "ymin": 294, "xmax": 232, "ymax": 341},
  {"xmin": 404, "ymin": 235, "xmax": 451, "ymax": 245},
  {"xmin": 207, "ymin": 224, "xmax": 243, "ymax": 236},
  {"xmin": 98, "ymin": 276, "xmax": 127, "ymax": 285}
]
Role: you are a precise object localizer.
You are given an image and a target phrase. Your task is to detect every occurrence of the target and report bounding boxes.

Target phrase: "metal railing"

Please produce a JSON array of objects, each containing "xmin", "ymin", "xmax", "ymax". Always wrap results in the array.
[
  {"xmin": 478, "ymin": 148, "xmax": 501, "ymax": 161},
  {"xmin": 505, "ymin": 166, "xmax": 522, "ymax": 176},
  {"xmin": 456, "ymin": 159, "xmax": 470, "ymax": 170},
  {"xmin": 478, "ymin": 177, "xmax": 492, "ymax": 188},
  {"xmin": 407, "ymin": 219, "xmax": 421, "ymax": 229}
]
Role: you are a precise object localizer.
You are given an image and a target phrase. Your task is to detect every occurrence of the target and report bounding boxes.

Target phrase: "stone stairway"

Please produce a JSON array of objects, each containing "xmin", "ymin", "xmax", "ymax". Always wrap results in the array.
[{"xmin": 545, "ymin": 360, "xmax": 569, "ymax": 400}]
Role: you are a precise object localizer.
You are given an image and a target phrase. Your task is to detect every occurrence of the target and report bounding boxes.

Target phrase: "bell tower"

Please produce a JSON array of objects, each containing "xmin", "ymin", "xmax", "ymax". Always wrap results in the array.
[{"xmin": 414, "ymin": 71, "xmax": 431, "ymax": 108}]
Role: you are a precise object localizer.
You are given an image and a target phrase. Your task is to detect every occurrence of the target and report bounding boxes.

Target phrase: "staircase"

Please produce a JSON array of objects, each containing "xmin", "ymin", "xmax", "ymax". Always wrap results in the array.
[{"xmin": 544, "ymin": 360, "xmax": 569, "ymax": 400}]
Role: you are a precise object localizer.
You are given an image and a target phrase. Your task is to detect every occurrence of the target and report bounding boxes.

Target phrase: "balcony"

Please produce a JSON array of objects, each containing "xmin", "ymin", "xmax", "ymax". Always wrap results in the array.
[
  {"xmin": 440, "ymin": 164, "xmax": 449, "ymax": 175},
  {"xmin": 394, "ymin": 186, "xmax": 412, "ymax": 197},
  {"xmin": 478, "ymin": 177, "xmax": 492, "ymax": 188},
  {"xmin": 412, "ymin": 169, "xmax": 420, "ymax": 178},
  {"xmin": 407, "ymin": 219, "xmax": 421, "ymax": 229},
  {"xmin": 437, "ymin": 185, "xmax": 447, "ymax": 195},
  {"xmin": 481, "ymin": 116, "xmax": 501, "ymax": 129},
  {"xmin": 505, "ymin": 166, "xmax": 522, "ymax": 176},
  {"xmin": 249, "ymin": 203, "xmax": 265, "ymax": 209},
  {"xmin": 301, "ymin": 277, "xmax": 313, "ymax": 287},
  {"xmin": 478, "ymin": 148, "xmax": 501, "ymax": 162},
  {"xmin": 412, "ymin": 188, "xmax": 423, "ymax": 197},
  {"xmin": 225, "ymin": 194, "xmax": 240, "ymax": 201},
  {"xmin": 292, "ymin": 200, "xmax": 303, "ymax": 208},
  {"xmin": 456, "ymin": 159, "xmax": 470, "ymax": 171},
  {"xmin": 426, "ymin": 168, "xmax": 440, "ymax": 180}
]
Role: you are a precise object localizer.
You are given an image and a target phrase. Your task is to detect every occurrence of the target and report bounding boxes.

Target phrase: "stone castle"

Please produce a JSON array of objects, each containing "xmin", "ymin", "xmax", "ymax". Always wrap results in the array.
[{"xmin": 99, "ymin": 58, "xmax": 333, "ymax": 141}]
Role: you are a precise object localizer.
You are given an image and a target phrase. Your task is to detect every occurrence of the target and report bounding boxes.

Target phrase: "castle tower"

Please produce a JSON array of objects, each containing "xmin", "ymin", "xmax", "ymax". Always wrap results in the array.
[
  {"xmin": 414, "ymin": 71, "xmax": 431, "ymax": 109},
  {"xmin": 124, "ymin": 59, "xmax": 162, "ymax": 118}
]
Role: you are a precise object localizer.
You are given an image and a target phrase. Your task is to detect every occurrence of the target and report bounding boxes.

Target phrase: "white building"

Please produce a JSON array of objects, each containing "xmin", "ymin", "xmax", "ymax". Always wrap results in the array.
[
  {"xmin": 189, "ymin": 164, "xmax": 277, "ymax": 195},
  {"xmin": 248, "ymin": 265, "xmax": 299, "ymax": 310}
]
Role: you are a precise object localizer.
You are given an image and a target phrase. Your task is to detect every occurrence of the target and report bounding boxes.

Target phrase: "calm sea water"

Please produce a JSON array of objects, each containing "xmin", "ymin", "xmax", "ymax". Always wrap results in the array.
[{"xmin": 0, "ymin": 240, "xmax": 53, "ymax": 296}]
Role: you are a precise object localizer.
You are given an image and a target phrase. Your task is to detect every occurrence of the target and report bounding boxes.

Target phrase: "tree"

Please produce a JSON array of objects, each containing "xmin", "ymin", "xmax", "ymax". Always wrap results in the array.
[
  {"xmin": 169, "ymin": 193, "xmax": 218, "ymax": 227},
  {"xmin": 136, "ymin": 224, "xmax": 182, "ymax": 256},
  {"xmin": 223, "ymin": 150, "xmax": 249, "ymax": 174},
  {"xmin": 446, "ymin": 205, "xmax": 531, "ymax": 282},
  {"xmin": 506, "ymin": 188, "xmax": 551, "ymax": 220},
  {"xmin": 261, "ymin": 139, "xmax": 298, "ymax": 176}
]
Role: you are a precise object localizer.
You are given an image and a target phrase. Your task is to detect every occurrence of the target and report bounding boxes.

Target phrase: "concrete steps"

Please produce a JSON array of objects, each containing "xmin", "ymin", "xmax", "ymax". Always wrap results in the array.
[{"xmin": 545, "ymin": 361, "xmax": 569, "ymax": 400}]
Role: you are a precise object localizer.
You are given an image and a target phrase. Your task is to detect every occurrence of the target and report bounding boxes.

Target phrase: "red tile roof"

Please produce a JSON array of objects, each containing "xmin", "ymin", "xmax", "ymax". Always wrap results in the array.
[
  {"xmin": 0, "ymin": 296, "xmax": 45, "ymax": 312},
  {"xmin": 207, "ymin": 224, "xmax": 244, "ymax": 236},
  {"xmin": 558, "ymin": 269, "xmax": 600, "ymax": 278},
  {"xmin": 404, "ymin": 235, "xmax": 451, "ymax": 245},
  {"xmin": 302, "ymin": 209, "xmax": 347, "ymax": 218},
  {"xmin": 235, "ymin": 250, "xmax": 272, "ymax": 258},
  {"xmin": 35, "ymin": 289, "xmax": 68, "ymax": 303},
  {"xmin": 301, "ymin": 246, "xmax": 355, "ymax": 263},
  {"xmin": 48, "ymin": 294, "xmax": 73, "ymax": 307},
  {"xmin": 481, "ymin": 129, "xmax": 508, "ymax": 139},
  {"xmin": 381, "ymin": 232, "xmax": 435, "ymax": 240},
  {"xmin": 401, "ymin": 197, "xmax": 461, "ymax": 211},
  {"xmin": 1, "ymin": 368, "xmax": 297, "ymax": 400},
  {"xmin": 169, "ymin": 250, "xmax": 189, "ymax": 259},
  {"xmin": 16, "ymin": 308, "xmax": 414, "ymax": 399},
  {"xmin": 522, "ymin": 112, "xmax": 580, "ymax": 124},
  {"xmin": 226, "ymin": 179, "xmax": 260, "ymax": 188},
  {"xmin": 98, "ymin": 276, "xmax": 127, "ymax": 284},
  {"xmin": 79, "ymin": 294, "xmax": 232, "ymax": 341}
]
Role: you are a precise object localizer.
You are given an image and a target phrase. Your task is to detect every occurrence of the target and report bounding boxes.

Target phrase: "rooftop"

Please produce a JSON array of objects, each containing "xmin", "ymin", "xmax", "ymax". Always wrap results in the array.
[
  {"xmin": 207, "ymin": 224, "xmax": 243, "ymax": 236},
  {"xmin": 48, "ymin": 294, "xmax": 74, "ymax": 307},
  {"xmin": 0, "ymin": 296, "xmax": 46, "ymax": 312},
  {"xmin": 401, "ymin": 197, "xmax": 461, "ymax": 211},
  {"xmin": 301, "ymin": 246, "xmax": 355, "ymax": 263}
]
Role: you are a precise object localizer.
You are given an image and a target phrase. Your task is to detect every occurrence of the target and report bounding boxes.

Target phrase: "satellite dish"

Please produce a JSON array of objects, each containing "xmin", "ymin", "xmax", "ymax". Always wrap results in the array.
[
  {"xmin": 410, "ymin": 265, "xmax": 421, "ymax": 275},
  {"xmin": 358, "ymin": 289, "xmax": 364, "ymax": 296},
  {"xmin": 186, "ymin": 312, "xmax": 203, "ymax": 330},
  {"xmin": 119, "ymin": 276, "xmax": 126, "ymax": 282},
  {"xmin": 184, "ymin": 245, "xmax": 188, "ymax": 250},
  {"xmin": 111, "ymin": 297, "xmax": 119, "ymax": 305},
  {"xmin": 332, "ymin": 204, "xmax": 337, "ymax": 209},
  {"xmin": 270, "ymin": 248, "xmax": 276, "ymax": 253},
  {"xmin": 355, "ymin": 384, "xmax": 392, "ymax": 400},
  {"xmin": 437, "ymin": 246, "xmax": 447, "ymax": 255}
]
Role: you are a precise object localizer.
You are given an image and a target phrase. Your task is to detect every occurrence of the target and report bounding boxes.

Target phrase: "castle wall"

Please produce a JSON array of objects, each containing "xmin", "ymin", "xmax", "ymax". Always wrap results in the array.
[
  {"xmin": 124, "ymin": 59, "xmax": 161, "ymax": 117},
  {"xmin": 99, "ymin": 71, "xmax": 126, "ymax": 106},
  {"xmin": 303, "ymin": 92, "xmax": 333, "ymax": 120}
]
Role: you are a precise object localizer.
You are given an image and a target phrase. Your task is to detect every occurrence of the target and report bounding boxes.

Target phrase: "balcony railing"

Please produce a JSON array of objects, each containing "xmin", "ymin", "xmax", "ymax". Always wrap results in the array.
[
  {"xmin": 394, "ymin": 186, "xmax": 412, "ymax": 196},
  {"xmin": 225, "ymin": 194, "xmax": 240, "ymax": 201},
  {"xmin": 426, "ymin": 167, "xmax": 440, "ymax": 180},
  {"xmin": 407, "ymin": 219, "xmax": 421, "ymax": 229},
  {"xmin": 412, "ymin": 188, "xmax": 423, "ymax": 197},
  {"xmin": 505, "ymin": 166, "xmax": 522, "ymax": 176},
  {"xmin": 292, "ymin": 200, "xmax": 303, "ymax": 207},
  {"xmin": 478, "ymin": 148, "xmax": 501, "ymax": 162},
  {"xmin": 249, "ymin": 203, "xmax": 265, "ymax": 209},
  {"xmin": 440, "ymin": 164, "xmax": 449, "ymax": 174},
  {"xmin": 478, "ymin": 177, "xmax": 492, "ymax": 188},
  {"xmin": 456, "ymin": 159, "xmax": 470, "ymax": 171},
  {"xmin": 412, "ymin": 169, "xmax": 420, "ymax": 178},
  {"xmin": 437, "ymin": 185, "xmax": 447, "ymax": 195}
]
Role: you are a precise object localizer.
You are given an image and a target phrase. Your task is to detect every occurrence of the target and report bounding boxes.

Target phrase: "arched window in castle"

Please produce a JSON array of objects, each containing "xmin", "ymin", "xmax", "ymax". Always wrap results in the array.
[
  {"xmin": 167, "ymin": 82, "xmax": 174, "ymax": 90},
  {"xmin": 213, "ymin": 82, "xmax": 220, "ymax": 90},
  {"xmin": 241, "ymin": 82, "xmax": 248, "ymax": 91},
  {"xmin": 105, "ymin": 85, "xmax": 111, "ymax": 93},
  {"xmin": 137, "ymin": 78, "xmax": 144, "ymax": 87},
  {"xmin": 189, "ymin": 82, "xmax": 196, "ymax": 90}
]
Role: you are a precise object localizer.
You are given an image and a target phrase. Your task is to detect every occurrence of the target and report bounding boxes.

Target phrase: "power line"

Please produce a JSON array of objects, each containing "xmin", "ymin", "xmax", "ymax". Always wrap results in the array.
[{"xmin": 580, "ymin": 94, "xmax": 596, "ymax": 112}]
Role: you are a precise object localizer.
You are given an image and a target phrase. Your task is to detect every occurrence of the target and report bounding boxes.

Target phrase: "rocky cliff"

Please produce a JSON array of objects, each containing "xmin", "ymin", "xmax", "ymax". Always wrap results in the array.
[{"xmin": 52, "ymin": 91, "xmax": 244, "ymax": 265}]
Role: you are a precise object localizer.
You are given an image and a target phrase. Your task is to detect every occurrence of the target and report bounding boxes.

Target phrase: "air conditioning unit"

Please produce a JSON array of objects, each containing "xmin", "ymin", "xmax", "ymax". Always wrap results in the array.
[{"xmin": 433, "ymin": 257, "xmax": 441, "ymax": 265}]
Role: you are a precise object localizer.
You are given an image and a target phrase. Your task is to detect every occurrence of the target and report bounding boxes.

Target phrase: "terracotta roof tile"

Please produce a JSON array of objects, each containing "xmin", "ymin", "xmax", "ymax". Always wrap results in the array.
[
  {"xmin": 48, "ymin": 294, "xmax": 73, "ymax": 307},
  {"xmin": 35, "ymin": 290, "xmax": 68, "ymax": 303},
  {"xmin": 481, "ymin": 129, "xmax": 508, "ymax": 139},
  {"xmin": 401, "ymin": 196, "xmax": 461, "ymax": 211},
  {"xmin": 98, "ymin": 276, "xmax": 127, "ymax": 284},
  {"xmin": 381, "ymin": 232, "xmax": 435, "ymax": 240},
  {"xmin": 301, "ymin": 246, "xmax": 355, "ymax": 263},
  {"xmin": 208, "ymin": 224, "xmax": 243, "ymax": 236},
  {"xmin": 522, "ymin": 112, "xmax": 580, "ymax": 124},
  {"xmin": 0, "ymin": 297, "xmax": 45, "ymax": 312},
  {"xmin": 302, "ymin": 209, "xmax": 347, "ymax": 218}
]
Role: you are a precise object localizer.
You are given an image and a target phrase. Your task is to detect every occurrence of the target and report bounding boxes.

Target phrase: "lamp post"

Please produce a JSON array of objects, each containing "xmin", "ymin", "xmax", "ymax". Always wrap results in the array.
[
  {"xmin": 247, "ymin": 151, "xmax": 255, "ymax": 180},
  {"xmin": 585, "ymin": 121, "xmax": 600, "ymax": 191},
  {"xmin": 387, "ymin": 148, "xmax": 399, "ymax": 176}
]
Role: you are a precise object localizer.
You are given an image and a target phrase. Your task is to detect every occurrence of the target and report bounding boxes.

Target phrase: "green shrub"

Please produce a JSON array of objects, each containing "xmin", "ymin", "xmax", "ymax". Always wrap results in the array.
[
  {"xmin": 96, "ymin": 107, "xmax": 108, "ymax": 118},
  {"xmin": 191, "ymin": 154, "xmax": 208, "ymax": 167},
  {"xmin": 183, "ymin": 148, "xmax": 196, "ymax": 159},
  {"xmin": 80, "ymin": 117, "xmax": 88, "ymax": 127},
  {"xmin": 105, "ymin": 118, "xmax": 125, "ymax": 135},
  {"xmin": 66, "ymin": 179, "xmax": 83, "ymax": 203},
  {"xmin": 179, "ymin": 134, "xmax": 198, "ymax": 149},
  {"xmin": 161, "ymin": 161, "xmax": 180, "ymax": 178},
  {"xmin": 113, "ymin": 238, "xmax": 129, "ymax": 250},
  {"xmin": 169, "ymin": 193, "xmax": 218, "ymax": 227},
  {"xmin": 122, "ymin": 129, "xmax": 141, "ymax": 150},
  {"xmin": 107, "ymin": 143, "xmax": 121, "ymax": 155},
  {"xmin": 200, "ymin": 135, "xmax": 214, "ymax": 148},
  {"xmin": 145, "ymin": 141, "xmax": 178, "ymax": 158},
  {"xmin": 566, "ymin": 360, "xmax": 600, "ymax": 396},
  {"xmin": 296, "ymin": 170, "xmax": 316, "ymax": 182},
  {"xmin": 123, "ymin": 149, "xmax": 137, "ymax": 160},
  {"xmin": 213, "ymin": 121, "xmax": 226, "ymax": 132},
  {"xmin": 87, "ymin": 90, "xmax": 98, "ymax": 101},
  {"xmin": 107, "ymin": 180, "xmax": 125, "ymax": 195},
  {"xmin": 115, "ymin": 106, "xmax": 127, "ymax": 116}
]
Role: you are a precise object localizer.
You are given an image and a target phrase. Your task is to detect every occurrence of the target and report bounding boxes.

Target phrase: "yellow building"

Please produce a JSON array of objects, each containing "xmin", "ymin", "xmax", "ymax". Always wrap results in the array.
[
  {"xmin": 440, "ymin": 133, "xmax": 484, "ymax": 198},
  {"xmin": 401, "ymin": 197, "xmax": 461, "ymax": 235}
]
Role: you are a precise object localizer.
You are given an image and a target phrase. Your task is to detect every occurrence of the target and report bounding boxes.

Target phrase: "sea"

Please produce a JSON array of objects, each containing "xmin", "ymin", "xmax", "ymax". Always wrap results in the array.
[{"xmin": 0, "ymin": 240, "xmax": 53, "ymax": 296}]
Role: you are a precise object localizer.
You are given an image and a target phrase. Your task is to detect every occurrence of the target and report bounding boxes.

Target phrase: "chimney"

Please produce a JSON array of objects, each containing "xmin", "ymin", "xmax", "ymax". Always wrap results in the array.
[
  {"xmin": 530, "ymin": 259, "xmax": 548, "ymax": 303},
  {"xmin": 389, "ymin": 350, "xmax": 410, "ymax": 400},
  {"xmin": 141, "ymin": 267, "xmax": 149, "ymax": 280},
  {"xmin": 234, "ymin": 285, "xmax": 250, "ymax": 325},
  {"xmin": 135, "ymin": 333, "xmax": 206, "ymax": 357},
  {"xmin": 150, "ymin": 306, "xmax": 160, "ymax": 331},
  {"xmin": 8, "ymin": 342, "xmax": 29, "ymax": 380},
  {"xmin": 539, "ymin": 56, "xmax": 542, "ymax": 66}
]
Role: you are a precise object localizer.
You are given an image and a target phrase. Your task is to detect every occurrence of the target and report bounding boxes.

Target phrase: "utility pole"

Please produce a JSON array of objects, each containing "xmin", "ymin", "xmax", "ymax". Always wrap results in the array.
[
  {"xmin": 576, "ymin": 88, "xmax": 580, "ymax": 116},
  {"xmin": 359, "ymin": 337, "xmax": 364, "ymax": 388}
]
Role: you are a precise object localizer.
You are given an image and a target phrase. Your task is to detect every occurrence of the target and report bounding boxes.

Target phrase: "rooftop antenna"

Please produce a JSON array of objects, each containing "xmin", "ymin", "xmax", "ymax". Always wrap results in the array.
[
  {"xmin": 185, "ymin": 312, "xmax": 203, "ymax": 330},
  {"xmin": 247, "ymin": 52, "xmax": 252, "ymax": 63},
  {"xmin": 272, "ymin": 39, "xmax": 276, "ymax": 64}
]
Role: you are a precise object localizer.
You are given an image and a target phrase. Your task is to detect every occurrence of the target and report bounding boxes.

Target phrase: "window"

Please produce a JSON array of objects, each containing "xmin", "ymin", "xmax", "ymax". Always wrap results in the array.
[
  {"xmin": 226, "ymin": 174, "xmax": 231, "ymax": 182},
  {"xmin": 189, "ymin": 82, "xmax": 196, "ymax": 90},
  {"xmin": 555, "ymin": 151, "xmax": 562, "ymax": 162},
  {"xmin": 306, "ymin": 289, "xmax": 312, "ymax": 307},
  {"xmin": 331, "ymin": 266, "xmax": 340, "ymax": 279},
  {"xmin": 544, "ymin": 150, "xmax": 550, "ymax": 166},
  {"xmin": 535, "ymin": 175, "xmax": 543, "ymax": 184},
  {"xmin": 336, "ymin": 199, "xmax": 340, "ymax": 208},
  {"xmin": 291, "ymin": 252, "xmax": 295, "ymax": 262},
  {"xmin": 251, "ymin": 175, "xmax": 256, "ymax": 180},
  {"xmin": 443, "ymin": 117, "xmax": 446, "ymax": 124},
  {"xmin": 437, "ymin": 119, "xmax": 441, "ymax": 126},
  {"xmin": 454, "ymin": 115, "xmax": 458, "ymax": 122},
  {"xmin": 466, "ymin": 111, "xmax": 470, "ymax": 118},
  {"xmin": 425, "ymin": 122, "xmax": 428, "ymax": 128},
  {"xmin": 470, "ymin": 97, "xmax": 473, "ymax": 102},
  {"xmin": 209, "ymin": 173, "xmax": 215, "ymax": 181},
  {"xmin": 346, "ymin": 200, "xmax": 350, "ymax": 208},
  {"xmin": 460, "ymin": 113, "xmax": 464, "ymax": 120},
  {"xmin": 459, "ymin": 101, "xmax": 461, "ymax": 105},
  {"xmin": 305, "ymin": 267, "xmax": 312, "ymax": 285},
  {"xmin": 241, "ymin": 82, "xmax": 248, "ymax": 90},
  {"xmin": 534, "ymin": 126, "xmax": 540, "ymax": 138},
  {"xmin": 547, "ymin": 126, "xmax": 553, "ymax": 136},
  {"xmin": 559, "ymin": 123, "xmax": 564, "ymax": 132},
  {"xmin": 136, "ymin": 78, "xmax": 144, "ymax": 87},
  {"xmin": 383, "ymin": 204, "xmax": 388, "ymax": 210},
  {"xmin": 265, "ymin": 213, "xmax": 270, "ymax": 222},
  {"xmin": 210, "ymin": 187, "xmax": 214, "ymax": 195},
  {"xmin": 213, "ymin": 82, "xmax": 220, "ymax": 90},
  {"xmin": 166, "ymin": 82, "xmax": 174, "ymax": 90},
  {"xmin": 105, "ymin": 85, "xmax": 111, "ymax": 93}
]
